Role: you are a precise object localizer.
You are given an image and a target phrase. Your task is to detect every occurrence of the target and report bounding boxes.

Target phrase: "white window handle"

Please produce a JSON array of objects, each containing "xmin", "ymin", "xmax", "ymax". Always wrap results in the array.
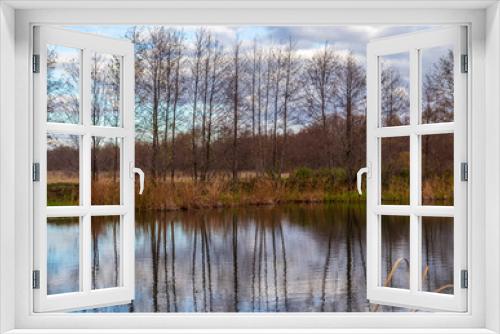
[
  {"xmin": 357, "ymin": 162, "xmax": 372, "ymax": 195},
  {"xmin": 129, "ymin": 162, "xmax": 145, "ymax": 195}
]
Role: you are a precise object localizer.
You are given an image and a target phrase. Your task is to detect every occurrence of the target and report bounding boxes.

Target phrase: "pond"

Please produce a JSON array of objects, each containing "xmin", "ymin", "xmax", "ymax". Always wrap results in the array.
[{"xmin": 46, "ymin": 203, "xmax": 454, "ymax": 313}]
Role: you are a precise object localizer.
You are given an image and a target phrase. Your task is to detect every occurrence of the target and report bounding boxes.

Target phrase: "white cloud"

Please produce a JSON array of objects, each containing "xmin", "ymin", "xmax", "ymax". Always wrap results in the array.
[{"xmin": 62, "ymin": 25, "xmax": 445, "ymax": 89}]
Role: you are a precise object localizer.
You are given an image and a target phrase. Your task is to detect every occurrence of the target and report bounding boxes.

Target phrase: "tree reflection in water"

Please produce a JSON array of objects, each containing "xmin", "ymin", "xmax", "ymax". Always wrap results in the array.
[{"xmin": 47, "ymin": 204, "xmax": 453, "ymax": 313}]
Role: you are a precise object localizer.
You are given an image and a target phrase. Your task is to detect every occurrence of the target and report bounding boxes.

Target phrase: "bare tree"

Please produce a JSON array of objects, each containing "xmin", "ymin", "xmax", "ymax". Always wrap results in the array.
[
  {"xmin": 190, "ymin": 28, "xmax": 207, "ymax": 183},
  {"xmin": 251, "ymin": 37, "xmax": 258, "ymax": 172},
  {"xmin": 109, "ymin": 56, "xmax": 121, "ymax": 182},
  {"xmin": 229, "ymin": 39, "xmax": 243, "ymax": 190},
  {"xmin": 337, "ymin": 52, "xmax": 366, "ymax": 187},
  {"xmin": 278, "ymin": 37, "xmax": 300, "ymax": 179},
  {"xmin": 170, "ymin": 32, "xmax": 185, "ymax": 184},
  {"xmin": 90, "ymin": 52, "xmax": 106, "ymax": 181},
  {"xmin": 305, "ymin": 43, "xmax": 340, "ymax": 181},
  {"xmin": 263, "ymin": 44, "xmax": 273, "ymax": 173},
  {"xmin": 200, "ymin": 33, "xmax": 213, "ymax": 182},
  {"xmin": 421, "ymin": 49, "xmax": 453, "ymax": 178},
  {"xmin": 160, "ymin": 29, "xmax": 178, "ymax": 180},
  {"xmin": 256, "ymin": 44, "xmax": 264, "ymax": 176},
  {"xmin": 203, "ymin": 39, "xmax": 223, "ymax": 181},
  {"xmin": 147, "ymin": 27, "xmax": 169, "ymax": 181},
  {"xmin": 381, "ymin": 64, "xmax": 409, "ymax": 127},
  {"xmin": 272, "ymin": 46, "xmax": 283, "ymax": 178}
]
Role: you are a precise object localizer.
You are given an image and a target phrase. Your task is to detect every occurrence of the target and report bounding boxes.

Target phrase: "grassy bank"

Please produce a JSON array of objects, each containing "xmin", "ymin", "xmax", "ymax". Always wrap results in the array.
[
  {"xmin": 134, "ymin": 177, "xmax": 365, "ymax": 211},
  {"xmin": 47, "ymin": 168, "xmax": 453, "ymax": 210}
]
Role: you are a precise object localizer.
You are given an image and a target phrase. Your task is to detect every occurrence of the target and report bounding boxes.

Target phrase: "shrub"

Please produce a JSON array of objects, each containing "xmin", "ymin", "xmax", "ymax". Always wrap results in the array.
[
  {"xmin": 316, "ymin": 168, "xmax": 334, "ymax": 179},
  {"xmin": 294, "ymin": 167, "xmax": 313, "ymax": 180}
]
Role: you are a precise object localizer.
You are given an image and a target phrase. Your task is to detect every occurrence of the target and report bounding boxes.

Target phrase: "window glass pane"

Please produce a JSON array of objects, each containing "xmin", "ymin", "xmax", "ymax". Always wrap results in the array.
[
  {"xmin": 91, "ymin": 215, "xmax": 121, "ymax": 290},
  {"xmin": 381, "ymin": 215, "xmax": 410, "ymax": 290},
  {"xmin": 380, "ymin": 52, "xmax": 410, "ymax": 127},
  {"xmin": 421, "ymin": 45, "xmax": 454, "ymax": 124},
  {"xmin": 381, "ymin": 137, "xmax": 410, "ymax": 205},
  {"xmin": 421, "ymin": 217, "xmax": 454, "ymax": 294},
  {"xmin": 91, "ymin": 51, "xmax": 121, "ymax": 127},
  {"xmin": 91, "ymin": 137, "xmax": 121, "ymax": 205},
  {"xmin": 47, "ymin": 217, "xmax": 80, "ymax": 295},
  {"xmin": 421, "ymin": 133, "xmax": 453, "ymax": 206},
  {"xmin": 47, "ymin": 133, "xmax": 80, "ymax": 206},
  {"xmin": 47, "ymin": 45, "xmax": 80, "ymax": 124}
]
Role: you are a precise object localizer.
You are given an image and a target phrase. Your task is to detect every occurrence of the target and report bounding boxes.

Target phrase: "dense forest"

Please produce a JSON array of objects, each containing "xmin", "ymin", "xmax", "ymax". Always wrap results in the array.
[{"xmin": 47, "ymin": 27, "xmax": 454, "ymax": 209}]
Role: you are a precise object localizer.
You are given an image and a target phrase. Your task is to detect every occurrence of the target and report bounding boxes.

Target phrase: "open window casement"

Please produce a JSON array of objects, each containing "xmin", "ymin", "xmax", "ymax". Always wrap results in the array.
[
  {"xmin": 363, "ymin": 26, "xmax": 467, "ymax": 312},
  {"xmin": 33, "ymin": 26, "xmax": 139, "ymax": 312}
]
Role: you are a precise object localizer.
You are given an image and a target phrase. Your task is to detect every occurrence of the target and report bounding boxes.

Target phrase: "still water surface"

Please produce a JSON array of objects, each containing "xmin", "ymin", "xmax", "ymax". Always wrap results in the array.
[{"xmin": 46, "ymin": 203, "xmax": 454, "ymax": 313}]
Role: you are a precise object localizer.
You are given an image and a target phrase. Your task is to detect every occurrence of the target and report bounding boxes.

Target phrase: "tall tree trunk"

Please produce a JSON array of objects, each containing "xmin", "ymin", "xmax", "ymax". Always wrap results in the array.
[
  {"xmin": 257, "ymin": 51, "xmax": 263, "ymax": 177},
  {"xmin": 322, "ymin": 88, "xmax": 335, "ymax": 182},
  {"xmin": 201, "ymin": 35, "xmax": 211, "ymax": 182},
  {"xmin": 192, "ymin": 72, "xmax": 199, "ymax": 183},
  {"xmin": 91, "ymin": 55, "xmax": 100, "ymax": 182},
  {"xmin": 204, "ymin": 43, "xmax": 218, "ymax": 181},
  {"xmin": 113, "ymin": 138, "xmax": 118, "ymax": 183},
  {"xmin": 272, "ymin": 48, "xmax": 282, "ymax": 180},
  {"xmin": 150, "ymin": 28, "xmax": 166, "ymax": 183},
  {"xmin": 162, "ymin": 33, "xmax": 172, "ymax": 180},
  {"xmin": 191, "ymin": 29, "xmax": 205, "ymax": 184},
  {"xmin": 264, "ymin": 49, "xmax": 272, "ymax": 174},
  {"xmin": 279, "ymin": 39, "xmax": 293, "ymax": 179},
  {"xmin": 92, "ymin": 138, "xmax": 99, "ymax": 182},
  {"xmin": 232, "ymin": 42, "xmax": 240, "ymax": 191},
  {"xmin": 345, "ymin": 61, "xmax": 354, "ymax": 186},
  {"xmin": 251, "ymin": 38, "xmax": 257, "ymax": 173},
  {"xmin": 152, "ymin": 63, "xmax": 159, "ymax": 181},
  {"xmin": 170, "ymin": 37, "xmax": 182, "ymax": 185}
]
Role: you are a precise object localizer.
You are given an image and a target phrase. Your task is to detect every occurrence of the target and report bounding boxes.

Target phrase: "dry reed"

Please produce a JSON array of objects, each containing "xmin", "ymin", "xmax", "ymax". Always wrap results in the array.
[
  {"xmin": 374, "ymin": 258, "xmax": 454, "ymax": 313},
  {"xmin": 47, "ymin": 171, "xmax": 454, "ymax": 210}
]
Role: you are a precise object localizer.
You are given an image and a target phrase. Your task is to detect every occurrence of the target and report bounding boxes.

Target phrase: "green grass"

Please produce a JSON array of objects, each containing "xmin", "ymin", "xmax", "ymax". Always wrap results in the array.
[{"xmin": 47, "ymin": 183, "xmax": 79, "ymax": 206}]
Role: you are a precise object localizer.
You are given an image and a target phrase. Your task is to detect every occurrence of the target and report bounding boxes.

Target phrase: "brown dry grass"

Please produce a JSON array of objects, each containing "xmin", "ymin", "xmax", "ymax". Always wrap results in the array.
[
  {"xmin": 48, "ymin": 171, "xmax": 453, "ymax": 210},
  {"xmin": 131, "ymin": 176, "xmax": 359, "ymax": 211},
  {"xmin": 47, "ymin": 171, "xmax": 79, "ymax": 183},
  {"xmin": 47, "ymin": 170, "xmax": 290, "ymax": 183},
  {"xmin": 422, "ymin": 176, "xmax": 454, "ymax": 202},
  {"xmin": 48, "ymin": 171, "xmax": 119, "ymax": 183},
  {"xmin": 91, "ymin": 179, "xmax": 120, "ymax": 205}
]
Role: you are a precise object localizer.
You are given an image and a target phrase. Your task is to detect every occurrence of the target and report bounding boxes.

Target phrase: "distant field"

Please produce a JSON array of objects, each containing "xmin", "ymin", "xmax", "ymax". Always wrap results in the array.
[{"xmin": 47, "ymin": 171, "xmax": 79, "ymax": 183}]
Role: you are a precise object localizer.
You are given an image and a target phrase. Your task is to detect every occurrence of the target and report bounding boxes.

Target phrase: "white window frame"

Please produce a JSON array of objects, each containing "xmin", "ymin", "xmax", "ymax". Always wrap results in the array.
[
  {"xmin": 1, "ymin": 2, "xmax": 499, "ymax": 333},
  {"xmin": 366, "ymin": 26, "xmax": 467, "ymax": 312},
  {"xmin": 33, "ymin": 26, "xmax": 136, "ymax": 312}
]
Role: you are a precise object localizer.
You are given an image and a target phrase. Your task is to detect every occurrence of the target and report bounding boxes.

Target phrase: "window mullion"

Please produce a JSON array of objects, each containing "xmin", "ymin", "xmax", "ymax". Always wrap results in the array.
[
  {"xmin": 82, "ymin": 214, "xmax": 91, "ymax": 293},
  {"xmin": 409, "ymin": 47, "xmax": 420, "ymax": 294},
  {"xmin": 415, "ymin": 45, "xmax": 424, "ymax": 295},
  {"xmin": 82, "ymin": 47, "xmax": 92, "ymax": 294},
  {"xmin": 372, "ymin": 126, "xmax": 411, "ymax": 138},
  {"xmin": 81, "ymin": 132, "xmax": 91, "ymax": 293},
  {"xmin": 413, "ymin": 123, "xmax": 454, "ymax": 135},
  {"xmin": 82, "ymin": 47, "xmax": 91, "ymax": 211}
]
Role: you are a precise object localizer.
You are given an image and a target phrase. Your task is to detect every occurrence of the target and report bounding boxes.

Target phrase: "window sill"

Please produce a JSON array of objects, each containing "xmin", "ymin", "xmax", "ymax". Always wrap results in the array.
[{"xmin": 3, "ymin": 329, "xmax": 497, "ymax": 334}]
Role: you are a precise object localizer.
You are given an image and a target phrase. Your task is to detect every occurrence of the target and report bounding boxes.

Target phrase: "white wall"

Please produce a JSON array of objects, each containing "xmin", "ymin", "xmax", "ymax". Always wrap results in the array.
[
  {"xmin": 486, "ymin": 2, "xmax": 500, "ymax": 333},
  {"xmin": 0, "ymin": 2, "xmax": 16, "ymax": 333},
  {"xmin": 4, "ymin": 4, "xmax": 494, "ymax": 332}
]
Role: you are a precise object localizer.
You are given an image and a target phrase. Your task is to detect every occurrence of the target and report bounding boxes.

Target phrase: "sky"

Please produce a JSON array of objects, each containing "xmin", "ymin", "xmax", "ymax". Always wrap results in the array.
[
  {"xmin": 63, "ymin": 25, "xmax": 439, "ymax": 54},
  {"xmin": 58, "ymin": 25, "xmax": 453, "ymax": 98}
]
